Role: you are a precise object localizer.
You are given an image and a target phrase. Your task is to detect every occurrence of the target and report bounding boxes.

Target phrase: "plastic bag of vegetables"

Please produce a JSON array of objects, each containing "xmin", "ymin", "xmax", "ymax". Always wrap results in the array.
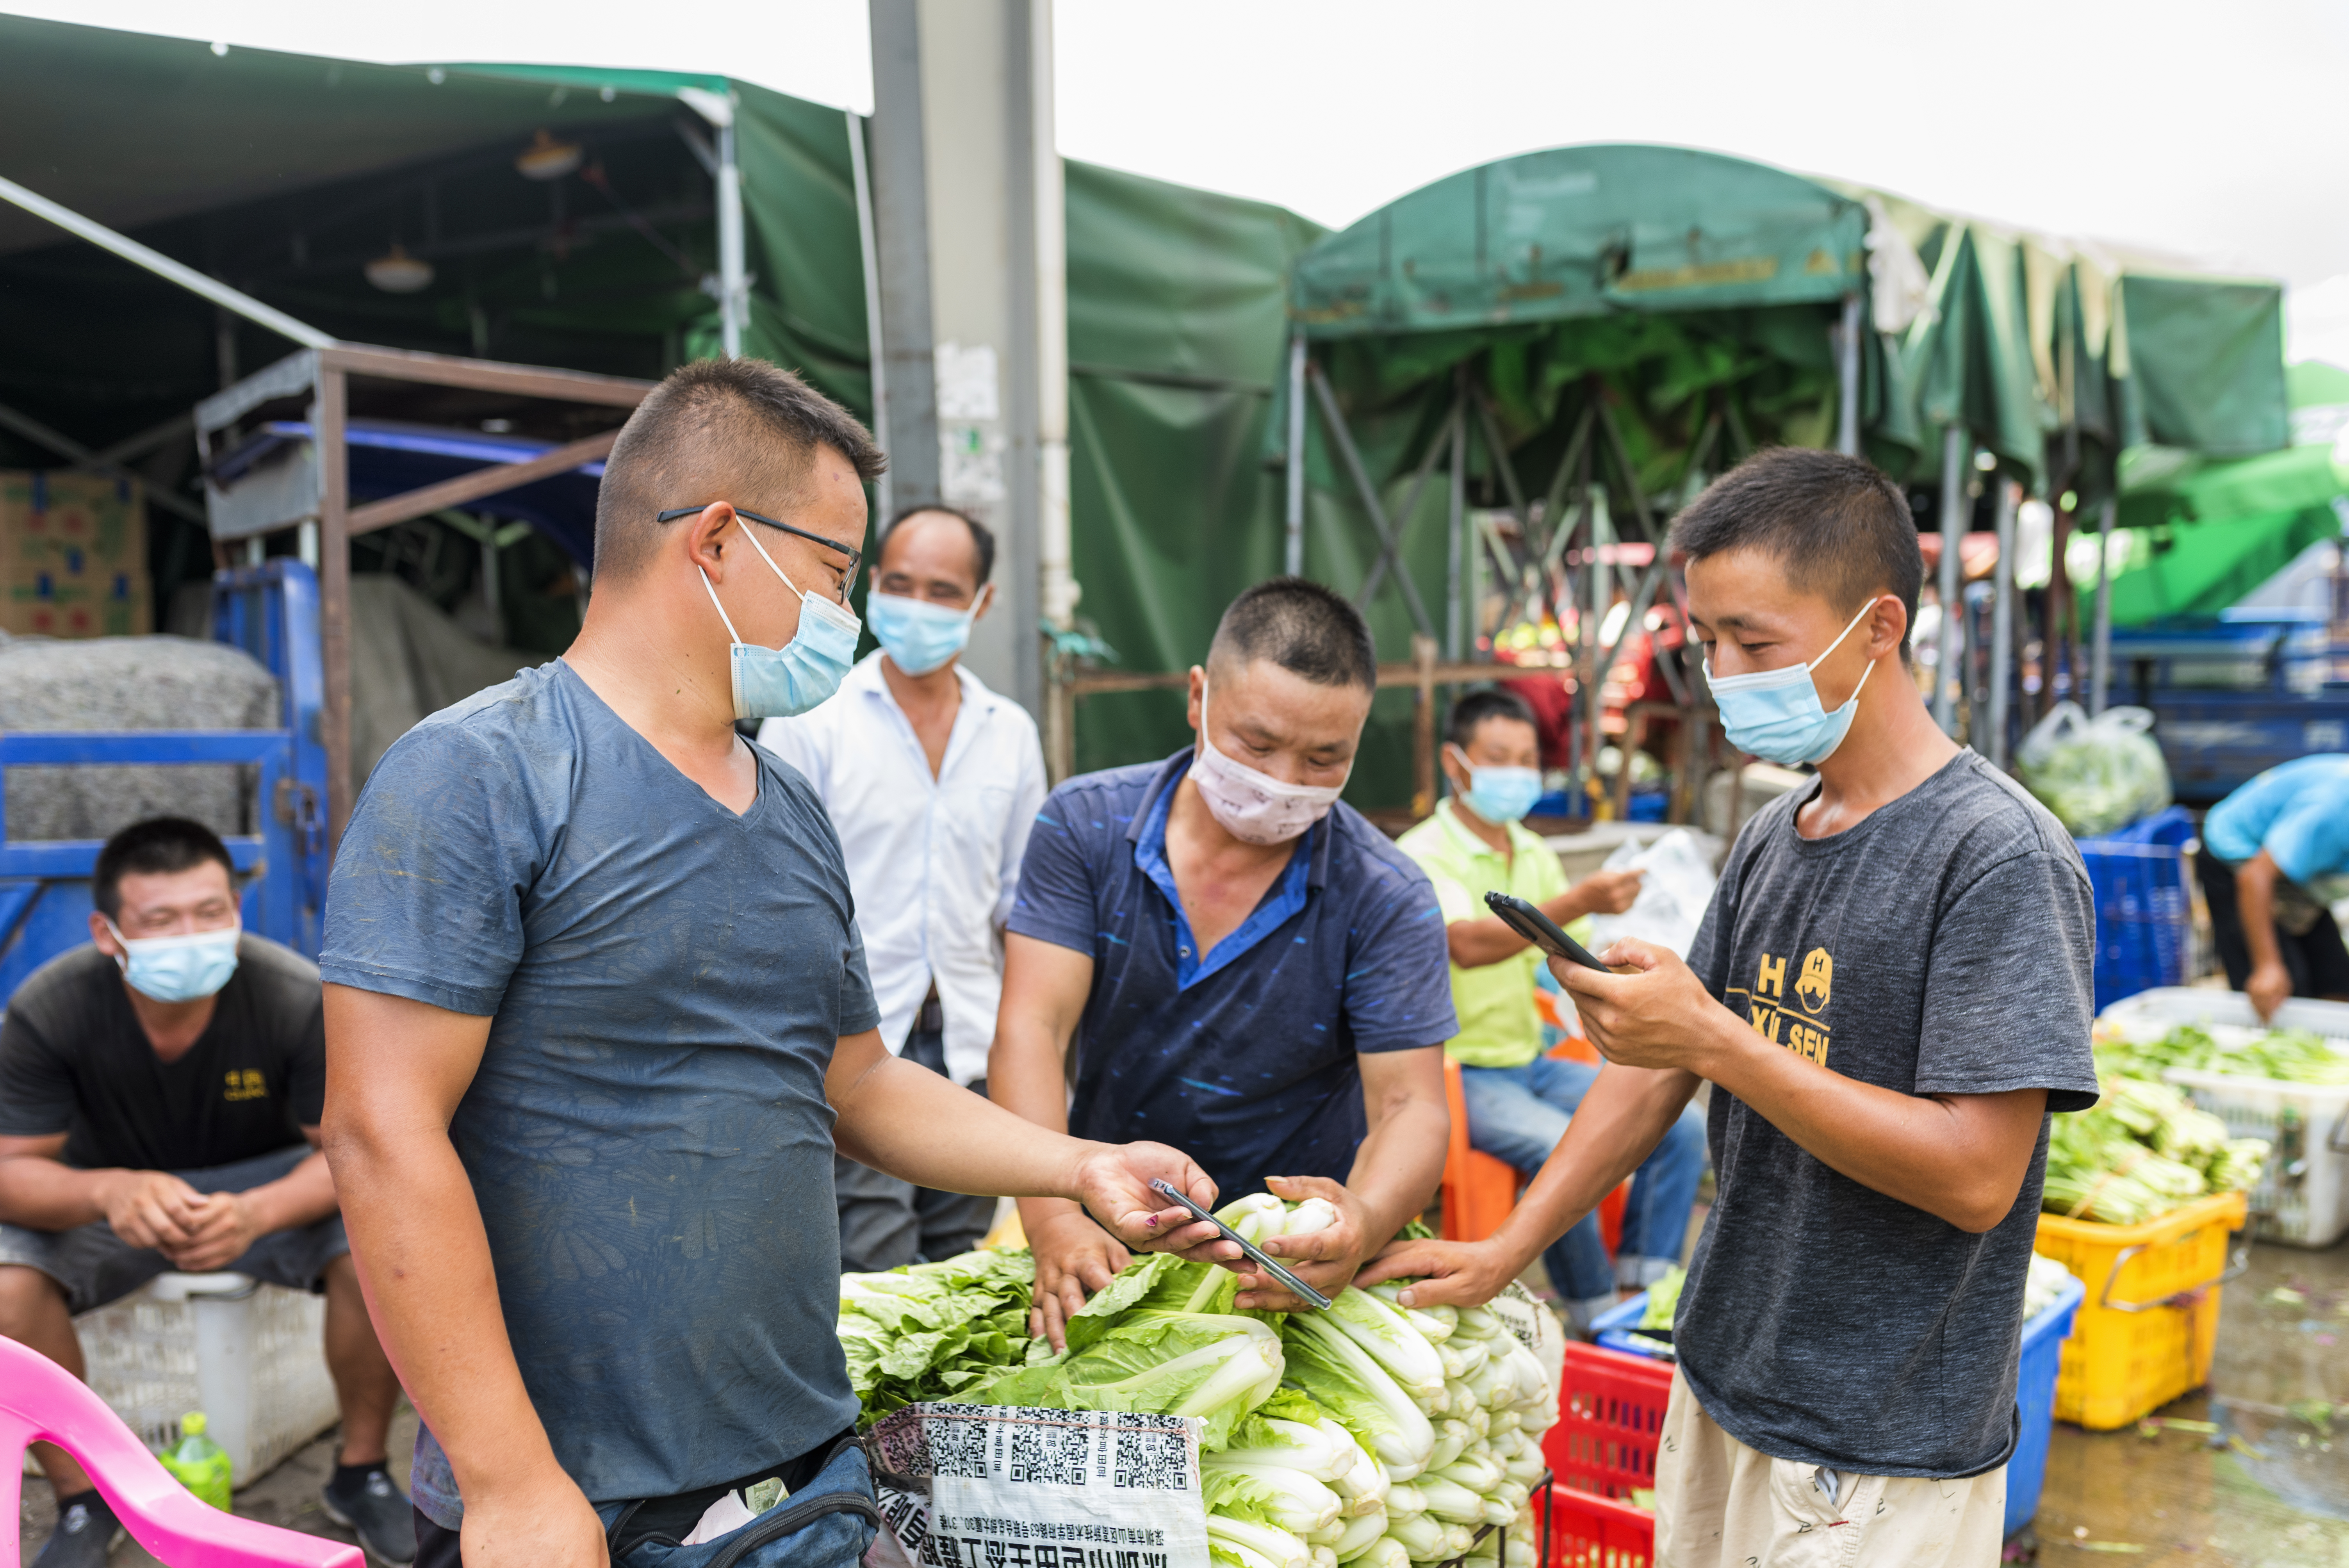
[{"xmin": 2014, "ymin": 702, "xmax": 2170, "ymax": 836}]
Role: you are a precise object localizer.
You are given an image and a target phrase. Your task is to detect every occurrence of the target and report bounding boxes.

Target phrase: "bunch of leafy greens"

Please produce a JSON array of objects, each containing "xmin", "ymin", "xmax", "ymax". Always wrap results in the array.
[
  {"xmin": 2099, "ymin": 1023, "xmax": 2349, "ymax": 1086},
  {"xmin": 838, "ymin": 1248, "xmax": 1037, "ymax": 1424},
  {"xmin": 2044, "ymin": 1078, "xmax": 2268, "ymax": 1225},
  {"xmin": 978, "ymin": 1252, "xmax": 1285, "ymax": 1452}
]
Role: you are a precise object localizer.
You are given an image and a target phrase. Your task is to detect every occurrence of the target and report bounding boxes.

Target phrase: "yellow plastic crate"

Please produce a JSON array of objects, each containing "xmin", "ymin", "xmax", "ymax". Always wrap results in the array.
[{"xmin": 2034, "ymin": 1190, "xmax": 2247, "ymax": 1431}]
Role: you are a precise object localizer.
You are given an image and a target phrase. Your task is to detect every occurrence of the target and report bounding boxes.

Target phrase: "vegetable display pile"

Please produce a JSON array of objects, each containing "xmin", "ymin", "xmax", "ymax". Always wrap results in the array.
[
  {"xmin": 838, "ymin": 1247, "xmax": 1038, "ymax": 1422},
  {"xmin": 2043, "ymin": 1077, "xmax": 2267, "ymax": 1225},
  {"xmin": 838, "ymin": 1193, "xmax": 1560, "ymax": 1568},
  {"xmin": 2097, "ymin": 1023, "xmax": 2349, "ymax": 1087}
]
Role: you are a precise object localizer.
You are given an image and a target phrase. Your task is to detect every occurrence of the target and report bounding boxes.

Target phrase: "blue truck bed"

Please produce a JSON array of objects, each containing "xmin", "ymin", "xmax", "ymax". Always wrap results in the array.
[{"xmin": 0, "ymin": 563, "xmax": 329, "ymax": 998}]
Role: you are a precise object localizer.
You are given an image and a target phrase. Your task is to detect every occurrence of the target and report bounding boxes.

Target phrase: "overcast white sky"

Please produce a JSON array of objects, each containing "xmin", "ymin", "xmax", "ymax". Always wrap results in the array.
[{"xmin": 14, "ymin": 0, "xmax": 2349, "ymax": 363}]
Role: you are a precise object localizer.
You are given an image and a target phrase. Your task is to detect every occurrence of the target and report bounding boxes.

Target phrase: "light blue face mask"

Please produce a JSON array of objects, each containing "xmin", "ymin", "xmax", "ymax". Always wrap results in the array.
[
  {"xmin": 1704, "ymin": 597, "xmax": 1884, "ymax": 766},
  {"xmin": 105, "ymin": 919, "xmax": 241, "ymax": 1003},
  {"xmin": 699, "ymin": 518, "xmax": 863, "ymax": 720},
  {"xmin": 1448, "ymin": 745, "xmax": 1543, "ymax": 825},
  {"xmin": 867, "ymin": 586, "xmax": 989, "ymax": 677}
]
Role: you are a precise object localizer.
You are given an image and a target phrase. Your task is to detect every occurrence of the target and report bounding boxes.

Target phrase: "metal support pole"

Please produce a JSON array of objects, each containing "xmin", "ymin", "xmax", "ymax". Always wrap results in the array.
[
  {"xmin": 316, "ymin": 369, "xmax": 353, "ymax": 850},
  {"xmin": 1284, "ymin": 333, "xmax": 1308, "ymax": 577},
  {"xmin": 0, "ymin": 173, "xmax": 333, "ymax": 350},
  {"xmin": 2091, "ymin": 497, "xmax": 2116, "ymax": 715},
  {"xmin": 1988, "ymin": 478, "xmax": 2016, "ymax": 767},
  {"xmin": 1446, "ymin": 371, "xmax": 1467, "ymax": 661},
  {"xmin": 846, "ymin": 108, "xmax": 892, "ymax": 527},
  {"xmin": 716, "ymin": 116, "xmax": 746, "ymax": 359},
  {"xmin": 1836, "ymin": 292, "xmax": 1862, "ymax": 456},
  {"xmin": 1934, "ymin": 424, "xmax": 1968, "ymax": 734},
  {"xmin": 867, "ymin": 0, "xmax": 940, "ymax": 508}
]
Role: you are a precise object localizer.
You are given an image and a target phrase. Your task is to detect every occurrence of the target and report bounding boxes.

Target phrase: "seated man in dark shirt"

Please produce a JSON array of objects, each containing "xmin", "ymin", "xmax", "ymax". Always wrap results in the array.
[{"xmin": 0, "ymin": 818, "xmax": 412, "ymax": 1568}]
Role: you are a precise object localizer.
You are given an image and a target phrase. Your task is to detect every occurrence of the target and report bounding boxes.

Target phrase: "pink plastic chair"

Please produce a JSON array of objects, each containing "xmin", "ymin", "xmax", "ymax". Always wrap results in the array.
[{"xmin": 0, "ymin": 1336, "xmax": 363, "ymax": 1568}]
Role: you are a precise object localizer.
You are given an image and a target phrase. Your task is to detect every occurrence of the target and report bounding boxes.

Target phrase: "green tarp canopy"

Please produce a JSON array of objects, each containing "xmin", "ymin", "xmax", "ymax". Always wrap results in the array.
[
  {"xmin": 1292, "ymin": 144, "xmax": 1868, "ymax": 337},
  {"xmin": 0, "ymin": 13, "xmax": 1329, "ymax": 783},
  {"xmin": 2091, "ymin": 358, "xmax": 2349, "ymax": 626}
]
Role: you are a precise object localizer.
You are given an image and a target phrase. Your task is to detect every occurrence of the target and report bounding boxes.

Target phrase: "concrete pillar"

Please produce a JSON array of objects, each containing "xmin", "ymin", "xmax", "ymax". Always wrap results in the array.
[{"xmin": 865, "ymin": 0, "xmax": 1065, "ymax": 720}]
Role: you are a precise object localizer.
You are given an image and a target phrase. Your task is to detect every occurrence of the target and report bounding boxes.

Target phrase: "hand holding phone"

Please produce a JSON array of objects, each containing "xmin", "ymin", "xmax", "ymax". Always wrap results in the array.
[
  {"xmin": 1148, "ymin": 1180, "xmax": 1332, "ymax": 1310},
  {"xmin": 1483, "ymin": 891, "xmax": 1614, "ymax": 971}
]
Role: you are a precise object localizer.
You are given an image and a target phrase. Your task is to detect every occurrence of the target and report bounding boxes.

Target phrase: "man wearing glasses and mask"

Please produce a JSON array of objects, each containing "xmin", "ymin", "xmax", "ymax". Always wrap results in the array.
[
  {"xmin": 759, "ymin": 505, "xmax": 1047, "ymax": 1272},
  {"xmin": 317, "ymin": 359, "xmax": 1222, "ymax": 1568}
]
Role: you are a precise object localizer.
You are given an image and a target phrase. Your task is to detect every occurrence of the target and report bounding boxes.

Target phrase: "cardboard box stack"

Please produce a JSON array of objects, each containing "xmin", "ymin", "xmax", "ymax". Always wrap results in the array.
[{"xmin": 0, "ymin": 471, "xmax": 151, "ymax": 638}]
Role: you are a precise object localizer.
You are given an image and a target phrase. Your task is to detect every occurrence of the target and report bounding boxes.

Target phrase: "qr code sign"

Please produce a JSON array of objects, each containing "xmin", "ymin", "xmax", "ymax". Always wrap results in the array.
[
  {"xmin": 1007, "ymin": 1420, "xmax": 1091, "ymax": 1486},
  {"xmin": 927, "ymin": 1416, "xmax": 990, "ymax": 1479},
  {"xmin": 1112, "ymin": 1425, "xmax": 1190, "ymax": 1491}
]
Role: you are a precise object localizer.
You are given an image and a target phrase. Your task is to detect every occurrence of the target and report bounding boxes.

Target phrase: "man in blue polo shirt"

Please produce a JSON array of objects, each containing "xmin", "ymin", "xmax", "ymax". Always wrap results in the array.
[{"xmin": 991, "ymin": 578, "xmax": 1455, "ymax": 1345}]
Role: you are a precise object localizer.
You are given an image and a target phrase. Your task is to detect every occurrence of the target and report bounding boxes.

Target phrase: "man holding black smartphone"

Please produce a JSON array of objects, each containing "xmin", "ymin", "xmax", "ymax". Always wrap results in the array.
[{"xmin": 1368, "ymin": 448, "xmax": 2099, "ymax": 1567}]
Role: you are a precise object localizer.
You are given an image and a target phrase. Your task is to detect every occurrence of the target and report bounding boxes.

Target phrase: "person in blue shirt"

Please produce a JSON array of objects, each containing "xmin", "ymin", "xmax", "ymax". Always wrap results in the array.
[
  {"xmin": 991, "ymin": 578, "xmax": 1456, "ymax": 1346},
  {"xmin": 317, "ymin": 358, "xmax": 1220, "ymax": 1568},
  {"xmin": 2198, "ymin": 754, "xmax": 2349, "ymax": 1020}
]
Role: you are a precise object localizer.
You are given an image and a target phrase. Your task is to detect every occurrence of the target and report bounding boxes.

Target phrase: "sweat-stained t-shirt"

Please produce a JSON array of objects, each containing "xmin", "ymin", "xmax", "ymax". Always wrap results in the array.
[
  {"xmin": 1006, "ymin": 749, "xmax": 1456, "ymax": 1203},
  {"xmin": 0, "ymin": 936, "xmax": 323, "ymax": 1171},
  {"xmin": 318, "ymin": 660, "xmax": 879, "ymax": 1526},
  {"xmin": 1675, "ymin": 750, "xmax": 2100, "ymax": 1478}
]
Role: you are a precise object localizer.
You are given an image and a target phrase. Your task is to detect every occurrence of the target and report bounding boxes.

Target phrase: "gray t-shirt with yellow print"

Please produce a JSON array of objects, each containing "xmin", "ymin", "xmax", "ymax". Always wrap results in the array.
[{"xmin": 1676, "ymin": 750, "xmax": 2100, "ymax": 1478}]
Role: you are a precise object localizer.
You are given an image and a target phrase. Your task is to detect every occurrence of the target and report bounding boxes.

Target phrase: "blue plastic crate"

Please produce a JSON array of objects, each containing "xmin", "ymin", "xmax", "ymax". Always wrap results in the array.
[
  {"xmin": 2076, "ymin": 807, "xmax": 2195, "ymax": 1011},
  {"xmin": 1588, "ymin": 1272, "xmax": 2086, "ymax": 1540},
  {"xmin": 2006, "ymin": 1272, "xmax": 2085, "ymax": 1538},
  {"xmin": 1588, "ymin": 1292, "xmax": 1665, "ymax": 1360}
]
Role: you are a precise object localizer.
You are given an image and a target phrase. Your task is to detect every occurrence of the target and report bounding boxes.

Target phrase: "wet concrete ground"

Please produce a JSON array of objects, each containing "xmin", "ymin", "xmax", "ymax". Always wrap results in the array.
[{"xmin": 2032, "ymin": 1235, "xmax": 2349, "ymax": 1565}]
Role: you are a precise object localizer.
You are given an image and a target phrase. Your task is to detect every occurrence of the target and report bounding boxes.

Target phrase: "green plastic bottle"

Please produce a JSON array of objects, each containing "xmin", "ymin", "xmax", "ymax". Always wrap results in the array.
[{"xmin": 160, "ymin": 1411, "xmax": 232, "ymax": 1510}]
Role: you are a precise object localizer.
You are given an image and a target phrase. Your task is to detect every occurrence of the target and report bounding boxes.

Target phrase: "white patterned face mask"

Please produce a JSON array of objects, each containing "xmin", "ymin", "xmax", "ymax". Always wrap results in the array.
[{"xmin": 1189, "ymin": 681, "xmax": 1349, "ymax": 846}]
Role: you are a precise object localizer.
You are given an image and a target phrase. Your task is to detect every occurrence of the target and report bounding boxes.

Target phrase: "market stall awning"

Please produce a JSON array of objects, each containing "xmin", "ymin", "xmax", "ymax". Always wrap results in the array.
[{"xmin": 1290, "ymin": 144, "xmax": 1868, "ymax": 339}]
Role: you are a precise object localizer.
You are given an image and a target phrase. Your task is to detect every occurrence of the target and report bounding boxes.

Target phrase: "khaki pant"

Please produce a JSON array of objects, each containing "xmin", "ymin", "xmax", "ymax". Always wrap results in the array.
[{"xmin": 1653, "ymin": 1369, "xmax": 2006, "ymax": 1567}]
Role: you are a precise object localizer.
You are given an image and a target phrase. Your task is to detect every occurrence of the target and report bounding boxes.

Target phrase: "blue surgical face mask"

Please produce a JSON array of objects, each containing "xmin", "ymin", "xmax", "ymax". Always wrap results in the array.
[
  {"xmin": 1704, "ymin": 597, "xmax": 1884, "ymax": 766},
  {"xmin": 699, "ymin": 518, "xmax": 863, "ymax": 720},
  {"xmin": 868, "ymin": 586, "xmax": 989, "ymax": 677},
  {"xmin": 105, "ymin": 919, "xmax": 241, "ymax": 1003},
  {"xmin": 1448, "ymin": 745, "xmax": 1543, "ymax": 825}
]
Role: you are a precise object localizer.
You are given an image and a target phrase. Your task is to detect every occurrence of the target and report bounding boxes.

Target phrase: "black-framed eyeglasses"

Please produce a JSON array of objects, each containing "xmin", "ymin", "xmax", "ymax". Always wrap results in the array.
[{"xmin": 656, "ymin": 505, "xmax": 862, "ymax": 587}]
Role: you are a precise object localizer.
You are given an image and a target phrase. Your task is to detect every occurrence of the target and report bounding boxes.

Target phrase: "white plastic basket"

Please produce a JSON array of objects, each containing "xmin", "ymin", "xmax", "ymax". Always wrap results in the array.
[
  {"xmin": 24, "ymin": 1271, "xmax": 340, "ymax": 1487},
  {"xmin": 2096, "ymin": 988, "xmax": 2349, "ymax": 1248}
]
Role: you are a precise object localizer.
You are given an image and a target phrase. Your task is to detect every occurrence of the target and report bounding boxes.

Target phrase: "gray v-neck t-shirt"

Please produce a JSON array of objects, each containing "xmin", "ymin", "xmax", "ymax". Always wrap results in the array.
[
  {"xmin": 1676, "ymin": 750, "xmax": 2099, "ymax": 1478},
  {"xmin": 321, "ymin": 660, "xmax": 878, "ymax": 1524}
]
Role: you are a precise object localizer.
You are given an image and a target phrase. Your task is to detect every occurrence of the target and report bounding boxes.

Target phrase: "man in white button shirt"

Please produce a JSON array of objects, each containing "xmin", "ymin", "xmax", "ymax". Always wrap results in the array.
[{"xmin": 759, "ymin": 505, "xmax": 1047, "ymax": 1270}]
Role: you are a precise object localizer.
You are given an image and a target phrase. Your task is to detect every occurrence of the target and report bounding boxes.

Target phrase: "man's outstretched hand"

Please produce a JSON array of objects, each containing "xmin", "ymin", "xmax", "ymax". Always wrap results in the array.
[
  {"xmin": 1028, "ymin": 1142, "xmax": 1220, "ymax": 1352},
  {"xmin": 1354, "ymin": 1235, "xmax": 1517, "ymax": 1310},
  {"xmin": 1064, "ymin": 1141, "xmax": 1221, "ymax": 1257}
]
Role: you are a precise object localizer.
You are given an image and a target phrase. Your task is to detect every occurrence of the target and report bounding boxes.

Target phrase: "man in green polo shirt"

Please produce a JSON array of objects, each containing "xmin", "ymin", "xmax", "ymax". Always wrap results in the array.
[{"xmin": 1397, "ymin": 690, "xmax": 1708, "ymax": 1330}]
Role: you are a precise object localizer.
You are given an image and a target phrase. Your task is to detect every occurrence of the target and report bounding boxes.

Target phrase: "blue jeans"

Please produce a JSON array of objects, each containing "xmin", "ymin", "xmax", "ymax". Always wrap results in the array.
[{"xmin": 1459, "ymin": 1057, "xmax": 1708, "ymax": 1305}]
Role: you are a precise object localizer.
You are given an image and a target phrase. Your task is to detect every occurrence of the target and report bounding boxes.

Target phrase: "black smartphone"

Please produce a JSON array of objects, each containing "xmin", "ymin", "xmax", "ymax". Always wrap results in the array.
[
  {"xmin": 1484, "ymin": 891, "xmax": 1612, "ymax": 971},
  {"xmin": 1147, "ymin": 1180, "xmax": 1333, "ymax": 1310}
]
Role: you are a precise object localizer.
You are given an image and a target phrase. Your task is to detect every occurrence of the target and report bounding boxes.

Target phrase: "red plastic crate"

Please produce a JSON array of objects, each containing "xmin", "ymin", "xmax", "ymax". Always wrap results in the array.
[
  {"xmin": 1543, "ymin": 1342, "xmax": 1675, "ymax": 1502},
  {"xmin": 1534, "ymin": 1482, "xmax": 1655, "ymax": 1567}
]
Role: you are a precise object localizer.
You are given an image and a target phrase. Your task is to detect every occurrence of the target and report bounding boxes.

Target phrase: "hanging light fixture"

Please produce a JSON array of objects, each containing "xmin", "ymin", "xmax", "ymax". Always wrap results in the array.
[
  {"xmin": 516, "ymin": 128, "xmax": 584, "ymax": 182},
  {"xmin": 365, "ymin": 242, "xmax": 435, "ymax": 294}
]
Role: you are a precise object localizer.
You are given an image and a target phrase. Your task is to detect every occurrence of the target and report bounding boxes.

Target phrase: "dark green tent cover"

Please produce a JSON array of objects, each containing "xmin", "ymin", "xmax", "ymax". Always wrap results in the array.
[
  {"xmin": 0, "ymin": 13, "xmax": 1333, "ymax": 784},
  {"xmin": 2117, "ymin": 274, "xmax": 2288, "ymax": 457},
  {"xmin": 1292, "ymin": 144, "xmax": 1868, "ymax": 337}
]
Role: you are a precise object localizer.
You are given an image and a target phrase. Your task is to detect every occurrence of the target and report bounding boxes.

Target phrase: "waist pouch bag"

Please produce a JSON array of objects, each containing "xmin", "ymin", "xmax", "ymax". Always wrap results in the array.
[{"xmin": 600, "ymin": 1437, "xmax": 882, "ymax": 1568}]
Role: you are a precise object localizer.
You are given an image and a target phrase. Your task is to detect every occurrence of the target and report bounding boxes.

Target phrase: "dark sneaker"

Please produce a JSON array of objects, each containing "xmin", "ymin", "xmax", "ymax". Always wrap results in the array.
[
  {"xmin": 33, "ymin": 1490, "xmax": 123, "ymax": 1568},
  {"xmin": 323, "ymin": 1466, "xmax": 419, "ymax": 1564}
]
